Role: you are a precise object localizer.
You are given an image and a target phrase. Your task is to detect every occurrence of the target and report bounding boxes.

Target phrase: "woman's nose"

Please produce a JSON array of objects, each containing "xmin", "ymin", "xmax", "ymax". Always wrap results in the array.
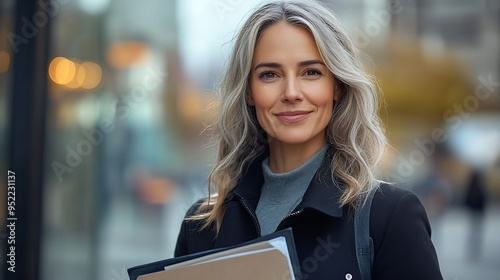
[{"xmin": 282, "ymin": 78, "xmax": 302, "ymax": 103}]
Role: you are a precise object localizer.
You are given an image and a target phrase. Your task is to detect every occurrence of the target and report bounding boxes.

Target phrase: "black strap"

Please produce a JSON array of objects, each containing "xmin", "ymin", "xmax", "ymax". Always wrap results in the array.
[{"xmin": 354, "ymin": 189, "xmax": 376, "ymax": 280}]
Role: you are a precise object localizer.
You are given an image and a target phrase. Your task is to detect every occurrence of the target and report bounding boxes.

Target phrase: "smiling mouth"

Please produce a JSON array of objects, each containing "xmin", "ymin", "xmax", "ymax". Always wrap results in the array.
[{"xmin": 275, "ymin": 111, "xmax": 311, "ymax": 123}]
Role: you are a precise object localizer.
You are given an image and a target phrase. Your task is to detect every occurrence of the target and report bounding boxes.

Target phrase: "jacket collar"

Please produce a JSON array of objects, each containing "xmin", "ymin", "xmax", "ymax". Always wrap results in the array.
[{"xmin": 227, "ymin": 149, "xmax": 344, "ymax": 218}]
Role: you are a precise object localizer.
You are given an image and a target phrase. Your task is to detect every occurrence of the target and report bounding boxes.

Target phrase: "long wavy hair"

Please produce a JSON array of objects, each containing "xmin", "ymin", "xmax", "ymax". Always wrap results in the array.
[{"xmin": 190, "ymin": 0, "xmax": 387, "ymax": 232}]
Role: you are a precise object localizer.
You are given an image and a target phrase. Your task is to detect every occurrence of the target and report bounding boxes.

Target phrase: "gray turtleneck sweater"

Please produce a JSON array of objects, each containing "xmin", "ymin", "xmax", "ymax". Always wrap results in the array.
[{"xmin": 256, "ymin": 146, "xmax": 327, "ymax": 235}]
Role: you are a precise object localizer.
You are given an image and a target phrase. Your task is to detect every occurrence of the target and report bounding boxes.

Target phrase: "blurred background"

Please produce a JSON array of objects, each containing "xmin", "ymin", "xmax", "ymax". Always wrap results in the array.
[{"xmin": 0, "ymin": 0, "xmax": 499, "ymax": 279}]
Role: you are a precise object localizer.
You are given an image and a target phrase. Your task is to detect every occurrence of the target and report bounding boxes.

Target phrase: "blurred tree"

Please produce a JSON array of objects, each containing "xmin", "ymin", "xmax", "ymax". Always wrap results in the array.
[{"xmin": 367, "ymin": 37, "xmax": 473, "ymax": 145}]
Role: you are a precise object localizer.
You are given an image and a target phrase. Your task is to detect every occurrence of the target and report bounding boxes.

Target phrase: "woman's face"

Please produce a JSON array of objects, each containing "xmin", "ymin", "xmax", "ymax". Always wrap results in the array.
[{"xmin": 249, "ymin": 22, "xmax": 336, "ymax": 150}]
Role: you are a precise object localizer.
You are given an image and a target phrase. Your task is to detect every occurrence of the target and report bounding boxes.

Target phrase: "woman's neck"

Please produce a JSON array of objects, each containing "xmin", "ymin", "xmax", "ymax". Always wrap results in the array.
[{"xmin": 268, "ymin": 137, "xmax": 327, "ymax": 173}]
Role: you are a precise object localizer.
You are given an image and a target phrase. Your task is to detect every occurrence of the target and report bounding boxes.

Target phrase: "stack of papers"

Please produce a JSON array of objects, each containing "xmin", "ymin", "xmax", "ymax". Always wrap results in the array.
[{"xmin": 128, "ymin": 228, "xmax": 301, "ymax": 280}]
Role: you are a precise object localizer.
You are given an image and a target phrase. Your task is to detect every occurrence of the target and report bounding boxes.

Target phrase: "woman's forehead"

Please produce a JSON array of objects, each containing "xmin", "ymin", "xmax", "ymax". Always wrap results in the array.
[{"xmin": 252, "ymin": 22, "xmax": 323, "ymax": 66}]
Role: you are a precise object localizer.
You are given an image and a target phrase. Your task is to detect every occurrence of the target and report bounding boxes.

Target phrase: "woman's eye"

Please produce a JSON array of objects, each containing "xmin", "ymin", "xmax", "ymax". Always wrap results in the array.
[
  {"xmin": 305, "ymin": 69, "xmax": 321, "ymax": 76},
  {"xmin": 259, "ymin": 72, "xmax": 277, "ymax": 79}
]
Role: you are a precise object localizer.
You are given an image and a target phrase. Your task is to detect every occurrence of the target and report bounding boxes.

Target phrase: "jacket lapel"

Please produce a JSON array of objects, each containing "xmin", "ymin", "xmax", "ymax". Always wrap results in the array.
[
  {"xmin": 294, "ymin": 154, "xmax": 344, "ymax": 218},
  {"xmin": 226, "ymin": 151, "xmax": 267, "ymax": 212},
  {"xmin": 214, "ymin": 152, "xmax": 266, "ymax": 247}
]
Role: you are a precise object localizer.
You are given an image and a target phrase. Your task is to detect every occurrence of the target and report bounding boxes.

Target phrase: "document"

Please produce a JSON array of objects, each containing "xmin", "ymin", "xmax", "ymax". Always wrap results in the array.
[{"xmin": 128, "ymin": 228, "xmax": 302, "ymax": 280}]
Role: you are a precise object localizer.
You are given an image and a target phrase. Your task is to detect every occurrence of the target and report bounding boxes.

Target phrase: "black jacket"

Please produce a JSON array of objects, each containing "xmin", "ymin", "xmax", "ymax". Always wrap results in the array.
[{"xmin": 174, "ymin": 153, "xmax": 443, "ymax": 280}]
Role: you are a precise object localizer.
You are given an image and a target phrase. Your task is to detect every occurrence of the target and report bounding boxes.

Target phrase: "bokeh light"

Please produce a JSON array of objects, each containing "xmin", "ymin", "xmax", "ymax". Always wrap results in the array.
[
  {"xmin": 65, "ymin": 63, "xmax": 86, "ymax": 89},
  {"xmin": 80, "ymin": 61, "xmax": 102, "ymax": 89},
  {"xmin": 48, "ymin": 58, "xmax": 102, "ymax": 89},
  {"xmin": 106, "ymin": 41, "xmax": 149, "ymax": 69},
  {"xmin": 49, "ymin": 57, "xmax": 76, "ymax": 85},
  {"xmin": 0, "ymin": 51, "xmax": 10, "ymax": 73}
]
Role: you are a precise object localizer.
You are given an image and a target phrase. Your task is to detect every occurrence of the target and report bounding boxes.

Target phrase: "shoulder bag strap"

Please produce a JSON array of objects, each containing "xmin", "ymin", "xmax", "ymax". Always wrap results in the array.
[{"xmin": 354, "ymin": 189, "xmax": 376, "ymax": 280}]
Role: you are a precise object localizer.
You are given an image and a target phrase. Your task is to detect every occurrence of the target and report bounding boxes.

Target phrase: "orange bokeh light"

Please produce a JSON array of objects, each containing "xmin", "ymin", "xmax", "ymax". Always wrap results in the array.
[
  {"xmin": 80, "ymin": 61, "xmax": 102, "ymax": 89},
  {"xmin": 48, "ymin": 57, "xmax": 102, "ymax": 90},
  {"xmin": 0, "ymin": 51, "xmax": 10, "ymax": 73},
  {"xmin": 106, "ymin": 41, "xmax": 149, "ymax": 69},
  {"xmin": 49, "ymin": 57, "xmax": 76, "ymax": 85}
]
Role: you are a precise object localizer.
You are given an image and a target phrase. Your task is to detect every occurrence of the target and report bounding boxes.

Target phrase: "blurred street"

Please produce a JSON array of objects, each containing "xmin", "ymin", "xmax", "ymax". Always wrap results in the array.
[{"xmin": 435, "ymin": 204, "xmax": 500, "ymax": 280}]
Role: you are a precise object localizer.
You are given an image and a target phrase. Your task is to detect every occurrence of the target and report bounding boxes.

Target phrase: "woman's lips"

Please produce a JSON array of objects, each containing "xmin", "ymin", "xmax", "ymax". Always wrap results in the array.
[{"xmin": 275, "ymin": 111, "xmax": 311, "ymax": 123}]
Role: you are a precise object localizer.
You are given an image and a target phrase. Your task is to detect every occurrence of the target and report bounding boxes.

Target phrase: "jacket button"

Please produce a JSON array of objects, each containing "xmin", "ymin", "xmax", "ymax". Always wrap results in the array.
[{"xmin": 345, "ymin": 274, "xmax": 352, "ymax": 280}]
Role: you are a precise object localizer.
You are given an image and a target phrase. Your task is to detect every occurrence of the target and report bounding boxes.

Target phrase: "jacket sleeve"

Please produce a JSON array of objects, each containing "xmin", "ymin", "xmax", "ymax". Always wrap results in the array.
[
  {"xmin": 173, "ymin": 213, "xmax": 189, "ymax": 257},
  {"xmin": 373, "ymin": 192, "xmax": 443, "ymax": 280},
  {"xmin": 173, "ymin": 198, "xmax": 207, "ymax": 257}
]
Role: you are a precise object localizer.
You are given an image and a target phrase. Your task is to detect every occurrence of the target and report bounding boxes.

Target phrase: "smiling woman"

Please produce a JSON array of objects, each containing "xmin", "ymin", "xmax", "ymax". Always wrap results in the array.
[{"xmin": 174, "ymin": 1, "xmax": 444, "ymax": 279}]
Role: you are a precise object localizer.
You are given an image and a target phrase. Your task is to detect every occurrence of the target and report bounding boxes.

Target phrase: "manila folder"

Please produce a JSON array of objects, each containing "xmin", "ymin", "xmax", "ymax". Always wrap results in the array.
[{"xmin": 137, "ymin": 246, "xmax": 292, "ymax": 280}]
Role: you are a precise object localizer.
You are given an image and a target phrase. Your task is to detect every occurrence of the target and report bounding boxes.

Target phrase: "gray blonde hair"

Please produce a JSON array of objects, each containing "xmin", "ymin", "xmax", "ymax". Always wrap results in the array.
[{"xmin": 192, "ymin": 0, "xmax": 386, "ymax": 232}]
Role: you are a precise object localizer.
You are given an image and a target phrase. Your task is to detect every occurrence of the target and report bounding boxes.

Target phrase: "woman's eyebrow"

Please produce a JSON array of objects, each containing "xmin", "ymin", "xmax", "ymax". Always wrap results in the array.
[
  {"xmin": 253, "ymin": 59, "xmax": 326, "ymax": 71},
  {"xmin": 297, "ymin": 59, "xmax": 325, "ymax": 67},
  {"xmin": 253, "ymin": 62, "xmax": 281, "ymax": 71}
]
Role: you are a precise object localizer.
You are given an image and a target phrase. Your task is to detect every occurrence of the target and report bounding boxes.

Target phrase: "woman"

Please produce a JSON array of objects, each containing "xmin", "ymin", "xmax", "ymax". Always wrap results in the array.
[{"xmin": 175, "ymin": 1, "xmax": 443, "ymax": 279}]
